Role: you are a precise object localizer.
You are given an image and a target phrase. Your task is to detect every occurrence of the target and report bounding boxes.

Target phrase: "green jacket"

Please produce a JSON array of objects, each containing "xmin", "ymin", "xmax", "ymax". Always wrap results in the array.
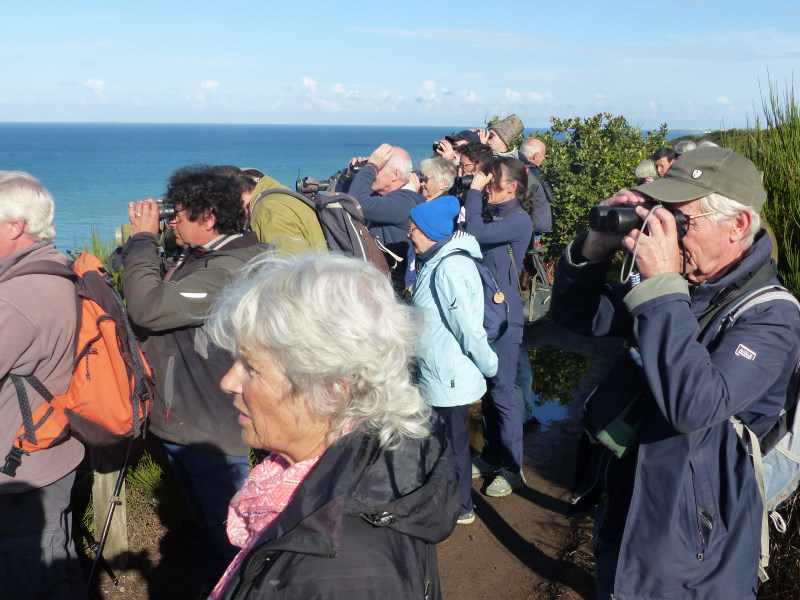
[{"xmin": 249, "ymin": 175, "xmax": 327, "ymax": 256}]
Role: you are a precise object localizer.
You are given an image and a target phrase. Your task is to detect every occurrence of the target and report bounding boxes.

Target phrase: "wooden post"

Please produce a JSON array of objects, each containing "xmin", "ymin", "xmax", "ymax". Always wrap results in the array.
[{"xmin": 90, "ymin": 446, "xmax": 129, "ymax": 568}]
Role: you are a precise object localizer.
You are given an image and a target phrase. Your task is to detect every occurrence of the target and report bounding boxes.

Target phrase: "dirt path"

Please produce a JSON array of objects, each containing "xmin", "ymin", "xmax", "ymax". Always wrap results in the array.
[{"xmin": 437, "ymin": 321, "xmax": 623, "ymax": 600}]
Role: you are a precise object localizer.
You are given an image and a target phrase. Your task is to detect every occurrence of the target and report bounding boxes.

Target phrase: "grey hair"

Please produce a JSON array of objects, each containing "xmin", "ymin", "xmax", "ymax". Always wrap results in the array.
[
  {"xmin": 674, "ymin": 140, "xmax": 696, "ymax": 155},
  {"xmin": 388, "ymin": 147, "xmax": 413, "ymax": 183},
  {"xmin": 419, "ymin": 156, "xmax": 456, "ymax": 190},
  {"xmin": 207, "ymin": 252, "xmax": 431, "ymax": 448},
  {"xmin": 698, "ymin": 192, "xmax": 760, "ymax": 248},
  {"xmin": 697, "ymin": 140, "xmax": 719, "ymax": 148},
  {"xmin": 634, "ymin": 159, "xmax": 658, "ymax": 182},
  {"xmin": 0, "ymin": 172, "xmax": 56, "ymax": 242}
]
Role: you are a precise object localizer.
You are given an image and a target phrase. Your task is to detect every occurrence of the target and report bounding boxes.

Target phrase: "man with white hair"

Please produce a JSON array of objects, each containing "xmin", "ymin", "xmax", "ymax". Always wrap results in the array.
[
  {"xmin": 349, "ymin": 143, "xmax": 426, "ymax": 295},
  {"xmin": 553, "ymin": 147, "xmax": 800, "ymax": 599},
  {"xmin": 0, "ymin": 172, "xmax": 85, "ymax": 598}
]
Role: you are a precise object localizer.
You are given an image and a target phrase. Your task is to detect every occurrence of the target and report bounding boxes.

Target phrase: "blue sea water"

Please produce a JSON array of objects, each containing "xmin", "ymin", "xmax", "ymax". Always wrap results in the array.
[{"xmin": 0, "ymin": 122, "xmax": 696, "ymax": 252}]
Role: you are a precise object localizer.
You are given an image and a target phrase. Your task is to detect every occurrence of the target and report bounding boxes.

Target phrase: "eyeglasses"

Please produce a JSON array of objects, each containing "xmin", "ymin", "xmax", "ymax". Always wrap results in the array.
[
  {"xmin": 458, "ymin": 162, "xmax": 476, "ymax": 174},
  {"xmin": 676, "ymin": 210, "xmax": 719, "ymax": 237},
  {"xmin": 167, "ymin": 207, "xmax": 188, "ymax": 224},
  {"xmin": 489, "ymin": 179, "xmax": 512, "ymax": 189},
  {"xmin": 407, "ymin": 224, "xmax": 419, "ymax": 236}
]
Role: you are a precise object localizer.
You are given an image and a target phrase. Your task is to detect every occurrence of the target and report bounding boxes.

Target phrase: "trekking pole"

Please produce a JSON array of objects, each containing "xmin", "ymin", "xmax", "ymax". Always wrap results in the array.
[{"xmin": 86, "ymin": 436, "xmax": 134, "ymax": 592}]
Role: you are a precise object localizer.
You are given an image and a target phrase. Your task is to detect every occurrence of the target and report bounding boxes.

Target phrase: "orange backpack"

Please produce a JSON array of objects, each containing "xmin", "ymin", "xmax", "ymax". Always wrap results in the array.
[{"xmin": 1, "ymin": 253, "xmax": 153, "ymax": 477}]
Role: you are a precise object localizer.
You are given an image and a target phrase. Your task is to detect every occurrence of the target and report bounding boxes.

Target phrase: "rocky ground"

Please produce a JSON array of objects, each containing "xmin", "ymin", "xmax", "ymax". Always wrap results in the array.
[{"xmin": 86, "ymin": 319, "xmax": 624, "ymax": 600}]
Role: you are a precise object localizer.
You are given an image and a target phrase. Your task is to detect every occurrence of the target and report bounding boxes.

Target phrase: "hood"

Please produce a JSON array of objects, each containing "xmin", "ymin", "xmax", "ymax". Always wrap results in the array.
[
  {"xmin": 345, "ymin": 417, "xmax": 459, "ymax": 544},
  {"xmin": 251, "ymin": 174, "xmax": 289, "ymax": 199},
  {"xmin": 424, "ymin": 232, "xmax": 483, "ymax": 268}
]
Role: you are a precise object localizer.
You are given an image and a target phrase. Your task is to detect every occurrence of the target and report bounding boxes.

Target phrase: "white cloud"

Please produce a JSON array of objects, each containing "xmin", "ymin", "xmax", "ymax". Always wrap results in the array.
[
  {"xmin": 683, "ymin": 100, "xmax": 697, "ymax": 113},
  {"xmin": 302, "ymin": 77, "xmax": 317, "ymax": 93},
  {"xmin": 649, "ymin": 100, "xmax": 658, "ymax": 110},
  {"xmin": 201, "ymin": 81, "xmax": 220, "ymax": 91},
  {"xmin": 461, "ymin": 90, "xmax": 477, "ymax": 103},
  {"xmin": 331, "ymin": 83, "xmax": 362, "ymax": 100},
  {"xmin": 85, "ymin": 78, "xmax": 107, "ymax": 102},
  {"xmin": 416, "ymin": 80, "xmax": 438, "ymax": 104},
  {"xmin": 717, "ymin": 96, "xmax": 732, "ymax": 105},
  {"xmin": 505, "ymin": 88, "xmax": 554, "ymax": 104}
]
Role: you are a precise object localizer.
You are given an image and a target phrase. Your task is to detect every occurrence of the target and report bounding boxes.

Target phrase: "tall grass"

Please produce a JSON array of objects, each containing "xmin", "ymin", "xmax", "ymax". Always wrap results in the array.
[{"xmin": 722, "ymin": 78, "xmax": 800, "ymax": 297}]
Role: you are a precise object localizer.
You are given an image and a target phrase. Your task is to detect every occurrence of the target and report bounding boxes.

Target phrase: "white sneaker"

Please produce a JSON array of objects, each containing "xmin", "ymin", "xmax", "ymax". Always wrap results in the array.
[
  {"xmin": 471, "ymin": 455, "xmax": 498, "ymax": 479},
  {"xmin": 485, "ymin": 469, "xmax": 526, "ymax": 497}
]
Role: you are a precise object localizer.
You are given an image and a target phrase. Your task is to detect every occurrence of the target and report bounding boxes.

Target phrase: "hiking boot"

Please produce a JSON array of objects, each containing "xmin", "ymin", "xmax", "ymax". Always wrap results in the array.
[
  {"xmin": 471, "ymin": 455, "xmax": 498, "ymax": 479},
  {"xmin": 457, "ymin": 510, "xmax": 476, "ymax": 525},
  {"xmin": 485, "ymin": 469, "xmax": 526, "ymax": 497}
]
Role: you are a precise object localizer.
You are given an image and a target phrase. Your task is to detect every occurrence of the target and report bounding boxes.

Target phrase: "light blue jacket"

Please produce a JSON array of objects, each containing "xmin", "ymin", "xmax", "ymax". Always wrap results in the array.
[{"xmin": 412, "ymin": 233, "xmax": 498, "ymax": 408}]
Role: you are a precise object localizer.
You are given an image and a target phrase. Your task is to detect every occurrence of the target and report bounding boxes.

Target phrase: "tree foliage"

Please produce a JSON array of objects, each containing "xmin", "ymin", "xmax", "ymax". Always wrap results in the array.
[{"xmin": 538, "ymin": 113, "xmax": 668, "ymax": 261}]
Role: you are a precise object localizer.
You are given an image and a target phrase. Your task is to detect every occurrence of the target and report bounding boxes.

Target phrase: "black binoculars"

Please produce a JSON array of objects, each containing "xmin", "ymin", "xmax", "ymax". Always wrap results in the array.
[{"xmin": 589, "ymin": 203, "xmax": 687, "ymax": 237}]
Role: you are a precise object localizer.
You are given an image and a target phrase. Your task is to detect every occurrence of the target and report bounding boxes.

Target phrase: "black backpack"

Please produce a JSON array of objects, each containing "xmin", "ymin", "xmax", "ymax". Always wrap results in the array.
[{"xmin": 251, "ymin": 188, "xmax": 389, "ymax": 275}]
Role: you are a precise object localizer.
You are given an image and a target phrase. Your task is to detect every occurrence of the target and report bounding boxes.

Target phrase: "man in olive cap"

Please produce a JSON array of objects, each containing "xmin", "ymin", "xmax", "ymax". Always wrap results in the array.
[
  {"xmin": 551, "ymin": 147, "xmax": 800, "ymax": 599},
  {"xmin": 475, "ymin": 114, "xmax": 524, "ymax": 158}
]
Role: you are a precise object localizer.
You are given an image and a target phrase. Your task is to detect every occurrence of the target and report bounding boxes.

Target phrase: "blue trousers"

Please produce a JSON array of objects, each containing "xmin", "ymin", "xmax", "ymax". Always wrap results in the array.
[
  {"xmin": 481, "ymin": 324, "xmax": 524, "ymax": 472},
  {"xmin": 434, "ymin": 405, "xmax": 474, "ymax": 515},
  {"xmin": 161, "ymin": 441, "xmax": 250, "ymax": 591},
  {"xmin": 0, "ymin": 469, "xmax": 86, "ymax": 600}
]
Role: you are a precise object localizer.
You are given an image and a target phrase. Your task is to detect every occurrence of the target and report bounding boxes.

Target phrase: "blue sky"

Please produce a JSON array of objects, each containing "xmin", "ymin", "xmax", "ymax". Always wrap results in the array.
[{"xmin": 2, "ymin": 1, "xmax": 798, "ymax": 130}]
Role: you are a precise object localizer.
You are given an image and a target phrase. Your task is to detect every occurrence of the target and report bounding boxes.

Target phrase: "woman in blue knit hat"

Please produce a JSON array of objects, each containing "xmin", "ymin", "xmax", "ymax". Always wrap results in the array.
[{"xmin": 408, "ymin": 195, "xmax": 498, "ymax": 525}]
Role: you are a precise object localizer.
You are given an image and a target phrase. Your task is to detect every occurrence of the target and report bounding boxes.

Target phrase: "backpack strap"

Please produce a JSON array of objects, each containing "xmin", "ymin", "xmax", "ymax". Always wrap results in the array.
[
  {"xmin": 721, "ymin": 285, "xmax": 800, "ymax": 583},
  {"xmin": 250, "ymin": 187, "xmax": 316, "ymax": 216}
]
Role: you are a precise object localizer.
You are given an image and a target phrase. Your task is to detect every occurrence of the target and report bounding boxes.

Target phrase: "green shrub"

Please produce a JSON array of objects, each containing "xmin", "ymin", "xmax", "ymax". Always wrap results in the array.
[{"xmin": 539, "ymin": 113, "xmax": 668, "ymax": 261}]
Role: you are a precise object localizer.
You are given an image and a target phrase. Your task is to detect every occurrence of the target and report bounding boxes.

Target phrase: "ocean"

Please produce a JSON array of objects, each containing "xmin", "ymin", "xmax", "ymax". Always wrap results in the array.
[{"xmin": 0, "ymin": 122, "xmax": 694, "ymax": 252}]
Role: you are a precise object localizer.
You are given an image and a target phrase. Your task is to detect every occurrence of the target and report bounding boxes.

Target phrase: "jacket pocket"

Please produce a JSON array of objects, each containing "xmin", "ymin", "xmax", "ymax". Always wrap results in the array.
[{"xmin": 689, "ymin": 461, "xmax": 713, "ymax": 562}]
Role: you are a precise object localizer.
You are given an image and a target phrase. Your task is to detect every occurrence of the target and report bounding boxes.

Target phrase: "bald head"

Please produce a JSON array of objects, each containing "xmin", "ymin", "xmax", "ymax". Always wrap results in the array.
[
  {"xmin": 373, "ymin": 146, "xmax": 413, "ymax": 195},
  {"xmin": 522, "ymin": 138, "xmax": 546, "ymax": 167}
]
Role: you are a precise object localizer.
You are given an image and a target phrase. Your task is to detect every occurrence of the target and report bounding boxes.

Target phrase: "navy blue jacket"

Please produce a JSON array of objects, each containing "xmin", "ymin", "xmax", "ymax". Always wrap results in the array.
[
  {"xmin": 552, "ymin": 230, "xmax": 800, "ymax": 599},
  {"xmin": 349, "ymin": 164, "xmax": 425, "ymax": 289},
  {"xmin": 463, "ymin": 189, "xmax": 533, "ymax": 327}
]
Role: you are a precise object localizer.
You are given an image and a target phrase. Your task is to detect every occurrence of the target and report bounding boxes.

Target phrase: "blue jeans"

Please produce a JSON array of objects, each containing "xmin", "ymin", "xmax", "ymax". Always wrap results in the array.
[
  {"xmin": 434, "ymin": 405, "xmax": 474, "ymax": 515},
  {"xmin": 161, "ymin": 441, "xmax": 250, "ymax": 590},
  {"xmin": 0, "ymin": 469, "xmax": 86, "ymax": 599},
  {"xmin": 481, "ymin": 324, "xmax": 524, "ymax": 472},
  {"xmin": 593, "ymin": 502, "xmax": 620, "ymax": 600}
]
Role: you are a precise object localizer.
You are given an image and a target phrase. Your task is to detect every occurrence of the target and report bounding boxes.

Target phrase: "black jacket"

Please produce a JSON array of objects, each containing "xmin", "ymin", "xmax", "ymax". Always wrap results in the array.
[{"xmin": 218, "ymin": 418, "xmax": 460, "ymax": 599}]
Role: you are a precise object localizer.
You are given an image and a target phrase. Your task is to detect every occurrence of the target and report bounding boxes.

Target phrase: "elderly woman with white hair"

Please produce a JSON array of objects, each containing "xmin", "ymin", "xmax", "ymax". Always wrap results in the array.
[
  {"xmin": 206, "ymin": 253, "xmax": 459, "ymax": 600},
  {"xmin": 417, "ymin": 156, "xmax": 457, "ymax": 201}
]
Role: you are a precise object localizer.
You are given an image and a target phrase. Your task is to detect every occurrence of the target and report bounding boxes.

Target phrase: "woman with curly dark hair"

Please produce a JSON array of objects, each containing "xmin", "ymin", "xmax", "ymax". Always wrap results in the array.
[{"xmin": 463, "ymin": 156, "xmax": 534, "ymax": 498}]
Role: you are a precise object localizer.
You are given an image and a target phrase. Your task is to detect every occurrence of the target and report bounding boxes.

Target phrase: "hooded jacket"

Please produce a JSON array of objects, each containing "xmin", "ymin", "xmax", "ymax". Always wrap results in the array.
[
  {"xmin": 552, "ymin": 229, "xmax": 800, "ymax": 599},
  {"xmin": 122, "ymin": 232, "xmax": 268, "ymax": 455},
  {"xmin": 249, "ymin": 175, "xmax": 326, "ymax": 256},
  {"xmin": 216, "ymin": 418, "xmax": 460, "ymax": 599},
  {"xmin": 412, "ymin": 233, "xmax": 498, "ymax": 407}
]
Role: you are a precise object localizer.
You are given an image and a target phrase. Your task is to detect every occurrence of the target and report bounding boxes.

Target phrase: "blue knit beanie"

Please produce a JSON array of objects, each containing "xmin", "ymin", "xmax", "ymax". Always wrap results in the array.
[{"xmin": 409, "ymin": 195, "xmax": 460, "ymax": 241}]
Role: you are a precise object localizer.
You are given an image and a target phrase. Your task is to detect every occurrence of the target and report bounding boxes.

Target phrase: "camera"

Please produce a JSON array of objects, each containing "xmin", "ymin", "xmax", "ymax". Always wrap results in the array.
[
  {"xmin": 114, "ymin": 201, "xmax": 178, "ymax": 249},
  {"xmin": 452, "ymin": 174, "xmax": 474, "ymax": 197},
  {"xmin": 296, "ymin": 177, "xmax": 329, "ymax": 195},
  {"xmin": 589, "ymin": 203, "xmax": 687, "ymax": 237}
]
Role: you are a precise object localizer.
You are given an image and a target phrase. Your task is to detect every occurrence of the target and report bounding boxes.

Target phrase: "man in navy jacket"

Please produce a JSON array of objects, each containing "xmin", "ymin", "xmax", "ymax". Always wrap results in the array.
[
  {"xmin": 349, "ymin": 143, "xmax": 425, "ymax": 296},
  {"xmin": 552, "ymin": 147, "xmax": 800, "ymax": 599}
]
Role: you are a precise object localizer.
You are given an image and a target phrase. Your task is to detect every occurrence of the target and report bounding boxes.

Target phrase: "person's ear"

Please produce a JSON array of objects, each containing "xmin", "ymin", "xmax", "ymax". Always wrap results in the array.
[{"xmin": 729, "ymin": 211, "xmax": 752, "ymax": 243}]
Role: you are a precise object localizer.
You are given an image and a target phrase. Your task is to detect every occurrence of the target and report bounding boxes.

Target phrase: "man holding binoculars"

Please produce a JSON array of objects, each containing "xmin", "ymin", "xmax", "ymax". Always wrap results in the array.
[{"xmin": 552, "ymin": 147, "xmax": 800, "ymax": 599}]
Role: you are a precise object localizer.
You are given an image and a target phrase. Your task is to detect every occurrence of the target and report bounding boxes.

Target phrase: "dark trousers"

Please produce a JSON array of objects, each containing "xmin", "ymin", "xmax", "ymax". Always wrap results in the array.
[
  {"xmin": 0, "ymin": 469, "xmax": 87, "ymax": 600},
  {"xmin": 481, "ymin": 324, "xmax": 524, "ymax": 472},
  {"xmin": 434, "ymin": 405, "xmax": 474, "ymax": 515},
  {"xmin": 161, "ymin": 441, "xmax": 250, "ymax": 591}
]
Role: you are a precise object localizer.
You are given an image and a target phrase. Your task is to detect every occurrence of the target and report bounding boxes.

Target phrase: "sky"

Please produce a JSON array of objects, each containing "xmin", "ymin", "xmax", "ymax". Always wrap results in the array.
[{"xmin": 2, "ymin": 1, "xmax": 799, "ymax": 131}]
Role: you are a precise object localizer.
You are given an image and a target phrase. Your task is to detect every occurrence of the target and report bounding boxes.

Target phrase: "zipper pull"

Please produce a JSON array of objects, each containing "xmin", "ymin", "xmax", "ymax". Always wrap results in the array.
[{"xmin": 85, "ymin": 348, "xmax": 99, "ymax": 380}]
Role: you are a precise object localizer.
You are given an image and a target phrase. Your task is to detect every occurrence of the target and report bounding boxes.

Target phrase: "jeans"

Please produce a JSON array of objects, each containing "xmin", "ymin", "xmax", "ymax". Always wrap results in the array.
[
  {"xmin": 481, "ymin": 324, "xmax": 524, "ymax": 472},
  {"xmin": 161, "ymin": 441, "xmax": 250, "ymax": 591},
  {"xmin": 593, "ymin": 502, "xmax": 620, "ymax": 600},
  {"xmin": 434, "ymin": 405, "xmax": 474, "ymax": 515},
  {"xmin": 0, "ymin": 470, "xmax": 86, "ymax": 600}
]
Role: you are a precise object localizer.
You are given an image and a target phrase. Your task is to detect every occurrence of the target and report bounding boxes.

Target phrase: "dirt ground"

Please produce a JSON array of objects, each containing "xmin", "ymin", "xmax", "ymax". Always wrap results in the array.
[{"xmin": 86, "ymin": 320, "xmax": 623, "ymax": 600}]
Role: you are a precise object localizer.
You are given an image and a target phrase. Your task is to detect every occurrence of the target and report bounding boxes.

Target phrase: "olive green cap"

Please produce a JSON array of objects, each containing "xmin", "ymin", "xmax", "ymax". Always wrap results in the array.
[{"xmin": 632, "ymin": 147, "xmax": 766, "ymax": 211}]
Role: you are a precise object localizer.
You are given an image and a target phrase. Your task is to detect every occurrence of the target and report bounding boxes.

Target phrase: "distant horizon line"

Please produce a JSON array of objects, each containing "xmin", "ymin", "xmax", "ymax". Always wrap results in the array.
[{"xmin": 0, "ymin": 121, "xmax": 716, "ymax": 133}]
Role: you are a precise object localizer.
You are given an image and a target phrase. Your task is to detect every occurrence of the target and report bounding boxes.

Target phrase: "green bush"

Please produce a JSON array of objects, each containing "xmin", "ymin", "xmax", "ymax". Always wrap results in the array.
[{"xmin": 539, "ymin": 113, "xmax": 668, "ymax": 261}]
